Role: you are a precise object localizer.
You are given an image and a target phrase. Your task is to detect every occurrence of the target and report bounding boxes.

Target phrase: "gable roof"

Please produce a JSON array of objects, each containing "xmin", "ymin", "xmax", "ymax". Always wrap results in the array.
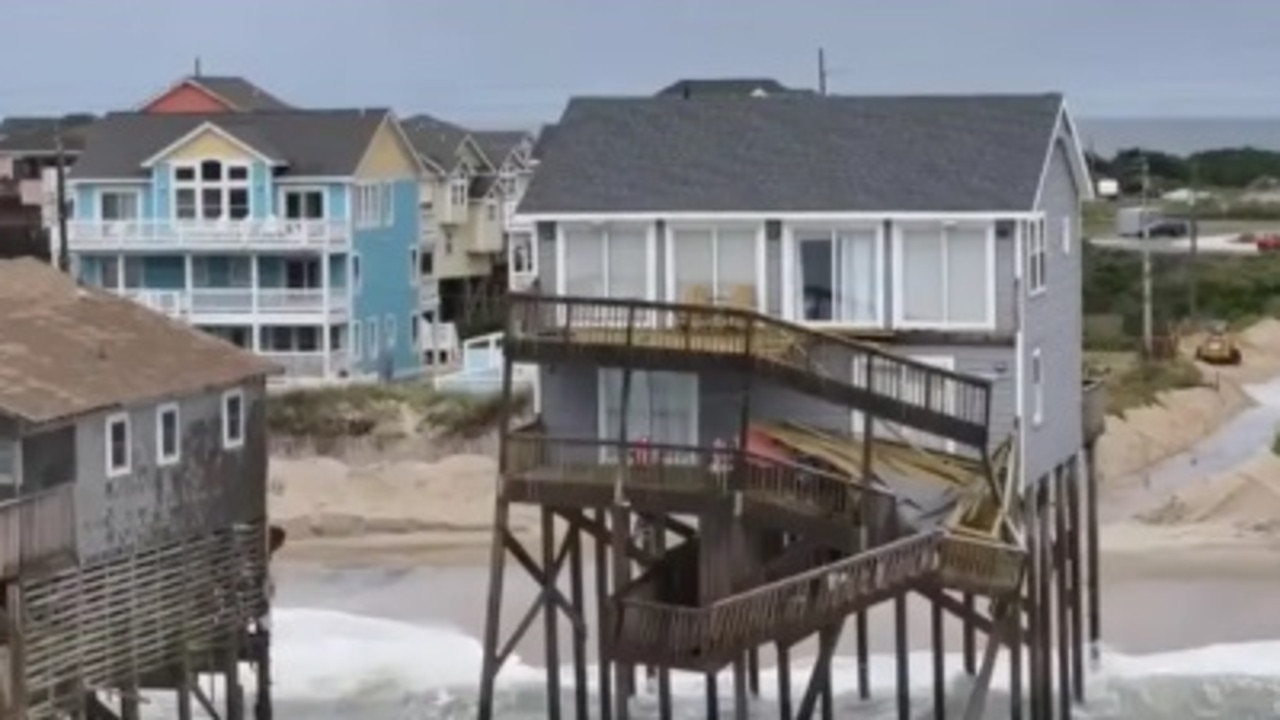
[
  {"xmin": 473, "ymin": 130, "xmax": 532, "ymax": 168},
  {"xmin": 655, "ymin": 78, "xmax": 805, "ymax": 98},
  {"xmin": 139, "ymin": 75, "xmax": 294, "ymax": 112},
  {"xmin": 401, "ymin": 114, "xmax": 492, "ymax": 174},
  {"xmin": 0, "ymin": 258, "xmax": 277, "ymax": 425},
  {"xmin": 519, "ymin": 93, "xmax": 1067, "ymax": 215},
  {"xmin": 68, "ymin": 109, "xmax": 391, "ymax": 179}
]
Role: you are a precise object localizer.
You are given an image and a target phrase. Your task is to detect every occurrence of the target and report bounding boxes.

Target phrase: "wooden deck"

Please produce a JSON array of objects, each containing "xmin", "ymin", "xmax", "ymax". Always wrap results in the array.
[
  {"xmin": 0, "ymin": 483, "xmax": 77, "ymax": 579},
  {"xmin": 506, "ymin": 293, "xmax": 994, "ymax": 449}
]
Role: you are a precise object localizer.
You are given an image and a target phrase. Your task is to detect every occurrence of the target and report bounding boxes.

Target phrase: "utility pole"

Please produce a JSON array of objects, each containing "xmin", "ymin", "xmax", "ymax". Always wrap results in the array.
[
  {"xmin": 1187, "ymin": 159, "xmax": 1200, "ymax": 323},
  {"xmin": 817, "ymin": 47, "xmax": 828, "ymax": 95},
  {"xmin": 54, "ymin": 123, "xmax": 70, "ymax": 274},
  {"xmin": 1140, "ymin": 155, "xmax": 1153, "ymax": 357}
]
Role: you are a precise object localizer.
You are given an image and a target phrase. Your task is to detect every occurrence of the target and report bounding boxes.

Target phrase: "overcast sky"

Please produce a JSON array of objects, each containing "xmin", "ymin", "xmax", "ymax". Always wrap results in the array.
[{"xmin": 6, "ymin": 0, "xmax": 1277, "ymax": 127}]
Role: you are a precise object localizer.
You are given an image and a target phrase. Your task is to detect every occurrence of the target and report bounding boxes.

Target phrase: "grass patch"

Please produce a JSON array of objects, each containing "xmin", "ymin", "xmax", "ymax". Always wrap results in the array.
[
  {"xmin": 1098, "ymin": 355, "xmax": 1203, "ymax": 416},
  {"xmin": 268, "ymin": 381, "xmax": 526, "ymax": 441}
]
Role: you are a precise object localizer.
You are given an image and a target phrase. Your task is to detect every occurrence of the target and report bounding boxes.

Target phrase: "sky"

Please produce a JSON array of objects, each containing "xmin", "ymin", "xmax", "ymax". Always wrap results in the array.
[{"xmin": 7, "ymin": 0, "xmax": 1280, "ymax": 129}]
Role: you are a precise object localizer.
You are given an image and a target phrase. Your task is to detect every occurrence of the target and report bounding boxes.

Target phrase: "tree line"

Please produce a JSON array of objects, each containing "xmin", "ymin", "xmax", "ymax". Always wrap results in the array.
[{"xmin": 1087, "ymin": 147, "xmax": 1280, "ymax": 194}]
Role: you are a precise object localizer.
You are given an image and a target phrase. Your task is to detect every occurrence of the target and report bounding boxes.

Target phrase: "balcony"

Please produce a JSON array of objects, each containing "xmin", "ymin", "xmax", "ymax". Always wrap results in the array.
[
  {"xmin": 118, "ymin": 287, "xmax": 349, "ymax": 320},
  {"xmin": 418, "ymin": 278, "xmax": 440, "ymax": 309},
  {"xmin": 263, "ymin": 351, "xmax": 352, "ymax": 381},
  {"xmin": 0, "ymin": 484, "xmax": 78, "ymax": 578},
  {"xmin": 66, "ymin": 219, "xmax": 351, "ymax": 251}
]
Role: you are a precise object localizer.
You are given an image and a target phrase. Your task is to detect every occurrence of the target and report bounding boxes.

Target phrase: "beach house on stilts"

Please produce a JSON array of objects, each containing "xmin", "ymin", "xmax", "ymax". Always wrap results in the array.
[
  {"xmin": 0, "ymin": 257, "xmax": 279, "ymax": 719},
  {"xmin": 476, "ymin": 91, "xmax": 1108, "ymax": 719}
]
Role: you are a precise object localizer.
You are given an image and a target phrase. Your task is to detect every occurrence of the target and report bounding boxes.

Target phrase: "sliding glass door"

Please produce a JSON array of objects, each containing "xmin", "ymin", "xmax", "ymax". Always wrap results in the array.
[{"xmin": 794, "ymin": 227, "xmax": 879, "ymax": 325}]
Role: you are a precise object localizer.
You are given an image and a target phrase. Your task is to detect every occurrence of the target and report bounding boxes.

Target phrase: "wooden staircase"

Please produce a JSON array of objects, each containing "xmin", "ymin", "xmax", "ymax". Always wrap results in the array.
[{"xmin": 505, "ymin": 293, "xmax": 993, "ymax": 450}]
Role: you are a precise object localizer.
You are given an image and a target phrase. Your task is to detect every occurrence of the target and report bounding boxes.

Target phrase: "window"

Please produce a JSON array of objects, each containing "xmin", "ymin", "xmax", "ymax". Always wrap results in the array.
[
  {"xmin": 450, "ymin": 176, "xmax": 469, "ymax": 207},
  {"xmin": 791, "ymin": 227, "xmax": 878, "ymax": 324},
  {"xmin": 1062, "ymin": 215, "xmax": 1073, "ymax": 254},
  {"xmin": 422, "ymin": 250, "xmax": 435, "ymax": 276},
  {"xmin": 106, "ymin": 413, "xmax": 131, "ymax": 476},
  {"xmin": 409, "ymin": 248, "xmax": 420, "ymax": 283},
  {"xmin": 1028, "ymin": 218, "xmax": 1048, "ymax": 294},
  {"xmin": 486, "ymin": 200, "xmax": 498, "ymax": 222},
  {"xmin": 0, "ymin": 440, "xmax": 15, "ymax": 486},
  {"xmin": 156, "ymin": 403, "xmax": 180, "ymax": 465},
  {"xmin": 1032, "ymin": 348, "xmax": 1044, "ymax": 427},
  {"xmin": 352, "ymin": 321, "xmax": 364, "ymax": 359},
  {"xmin": 598, "ymin": 370, "xmax": 698, "ymax": 461},
  {"xmin": 381, "ymin": 183, "xmax": 394, "ymax": 225},
  {"xmin": 562, "ymin": 224, "xmax": 649, "ymax": 300},
  {"xmin": 352, "ymin": 254, "xmax": 362, "ymax": 290},
  {"xmin": 896, "ymin": 222, "xmax": 992, "ymax": 328},
  {"xmin": 282, "ymin": 189, "xmax": 325, "ymax": 220},
  {"xmin": 353, "ymin": 184, "xmax": 385, "ymax": 228},
  {"xmin": 284, "ymin": 258, "xmax": 320, "ymax": 289},
  {"xmin": 411, "ymin": 316, "xmax": 420, "ymax": 345},
  {"xmin": 99, "ymin": 191, "xmax": 140, "ymax": 221},
  {"xmin": 510, "ymin": 233, "xmax": 533, "ymax": 274},
  {"xmin": 173, "ymin": 160, "xmax": 250, "ymax": 220},
  {"xmin": 669, "ymin": 225, "xmax": 759, "ymax": 310},
  {"xmin": 222, "ymin": 390, "xmax": 245, "ymax": 449},
  {"xmin": 384, "ymin": 315, "xmax": 397, "ymax": 349},
  {"xmin": 367, "ymin": 319, "xmax": 380, "ymax": 354}
]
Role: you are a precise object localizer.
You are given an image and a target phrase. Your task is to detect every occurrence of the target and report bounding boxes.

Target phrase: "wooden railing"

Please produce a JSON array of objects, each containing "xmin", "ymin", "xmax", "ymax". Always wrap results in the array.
[
  {"xmin": 612, "ymin": 531, "xmax": 943, "ymax": 666},
  {"xmin": 506, "ymin": 293, "xmax": 992, "ymax": 447},
  {"xmin": 0, "ymin": 483, "xmax": 77, "ymax": 577},
  {"xmin": 938, "ymin": 533, "xmax": 1025, "ymax": 595},
  {"xmin": 504, "ymin": 433, "xmax": 895, "ymax": 518}
]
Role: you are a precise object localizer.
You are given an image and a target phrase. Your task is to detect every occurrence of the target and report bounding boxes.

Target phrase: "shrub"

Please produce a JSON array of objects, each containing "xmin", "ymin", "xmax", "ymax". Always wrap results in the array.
[{"xmin": 1105, "ymin": 357, "xmax": 1203, "ymax": 416}]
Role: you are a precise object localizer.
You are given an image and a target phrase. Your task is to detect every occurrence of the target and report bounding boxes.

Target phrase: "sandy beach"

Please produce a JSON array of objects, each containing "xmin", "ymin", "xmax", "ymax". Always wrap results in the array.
[{"xmin": 266, "ymin": 320, "xmax": 1280, "ymax": 662}]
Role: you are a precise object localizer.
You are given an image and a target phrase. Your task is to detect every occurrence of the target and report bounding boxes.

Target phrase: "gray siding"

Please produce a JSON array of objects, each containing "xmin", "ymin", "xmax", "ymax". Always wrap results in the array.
[
  {"xmin": 1023, "ymin": 131, "xmax": 1085, "ymax": 482},
  {"xmin": 73, "ymin": 380, "xmax": 269, "ymax": 564}
]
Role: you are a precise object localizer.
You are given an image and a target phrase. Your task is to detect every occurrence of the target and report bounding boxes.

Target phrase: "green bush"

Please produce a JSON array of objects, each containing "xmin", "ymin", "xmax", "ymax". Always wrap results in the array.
[
  {"xmin": 267, "ymin": 382, "xmax": 522, "ymax": 440},
  {"xmin": 1105, "ymin": 358, "xmax": 1203, "ymax": 416}
]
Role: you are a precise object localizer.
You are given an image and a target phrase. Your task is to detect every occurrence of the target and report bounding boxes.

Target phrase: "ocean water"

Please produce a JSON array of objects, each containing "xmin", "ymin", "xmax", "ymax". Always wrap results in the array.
[{"xmin": 134, "ymin": 608, "xmax": 1280, "ymax": 719}]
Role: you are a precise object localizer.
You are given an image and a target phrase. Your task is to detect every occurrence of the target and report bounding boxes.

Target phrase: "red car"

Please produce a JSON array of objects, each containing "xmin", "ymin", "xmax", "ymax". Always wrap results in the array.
[{"xmin": 1254, "ymin": 234, "xmax": 1280, "ymax": 251}]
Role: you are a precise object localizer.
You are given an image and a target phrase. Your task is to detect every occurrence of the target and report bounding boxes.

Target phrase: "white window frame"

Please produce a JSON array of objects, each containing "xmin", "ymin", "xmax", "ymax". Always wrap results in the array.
[
  {"xmin": 1061, "ymin": 215, "xmax": 1072, "ymax": 254},
  {"xmin": 384, "ymin": 314, "xmax": 397, "ymax": 349},
  {"xmin": 554, "ymin": 223, "xmax": 658, "ymax": 300},
  {"xmin": 450, "ymin": 175, "xmax": 469, "ymax": 207},
  {"xmin": 351, "ymin": 253, "xmax": 362, "ymax": 291},
  {"xmin": 278, "ymin": 186, "xmax": 327, "ymax": 220},
  {"xmin": 784, "ymin": 223, "xmax": 883, "ymax": 327},
  {"xmin": 485, "ymin": 199, "xmax": 498, "ymax": 222},
  {"xmin": 367, "ymin": 318, "xmax": 380, "ymax": 354},
  {"xmin": 221, "ymin": 389, "xmax": 246, "ymax": 450},
  {"xmin": 172, "ymin": 160, "xmax": 251, "ymax": 221},
  {"xmin": 1028, "ymin": 217, "xmax": 1048, "ymax": 296},
  {"xmin": 351, "ymin": 320, "xmax": 364, "ymax": 360},
  {"xmin": 105, "ymin": 412, "xmax": 131, "ymax": 477},
  {"xmin": 156, "ymin": 402, "xmax": 181, "ymax": 465},
  {"xmin": 509, "ymin": 232, "xmax": 535, "ymax": 275},
  {"xmin": 98, "ymin": 189, "xmax": 142, "ymax": 221},
  {"xmin": 890, "ymin": 221, "xmax": 997, "ymax": 331},
  {"xmin": 664, "ymin": 223, "xmax": 768, "ymax": 313},
  {"xmin": 409, "ymin": 248, "xmax": 420, "ymax": 284},
  {"xmin": 1032, "ymin": 347, "xmax": 1044, "ymax": 427},
  {"xmin": 382, "ymin": 183, "xmax": 394, "ymax": 226}
]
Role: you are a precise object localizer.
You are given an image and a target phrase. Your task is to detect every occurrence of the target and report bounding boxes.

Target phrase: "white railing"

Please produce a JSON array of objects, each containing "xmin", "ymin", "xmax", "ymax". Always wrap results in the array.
[
  {"xmin": 262, "ymin": 351, "xmax": 351, "ymax": 379},
  {"xmin": 418, "ymin": 279, "xmax": 440, "ymax": 309},
  {"xmin": 116, "ymin": 287, "xmax": 348, "ymax": 318},
  {"xmin": 67, "ymin": 219, "xmax": 351, "ymax": 249},
  {"xmin": 421, "ymin": 321, "xmax": 459, "ymax": 354}
]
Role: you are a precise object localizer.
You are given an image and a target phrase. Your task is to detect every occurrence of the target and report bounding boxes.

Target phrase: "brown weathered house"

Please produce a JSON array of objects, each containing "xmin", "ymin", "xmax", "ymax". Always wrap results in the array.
[{"xmin": 0, "ymin": 257, "xmax": 279, "ymax": 718}]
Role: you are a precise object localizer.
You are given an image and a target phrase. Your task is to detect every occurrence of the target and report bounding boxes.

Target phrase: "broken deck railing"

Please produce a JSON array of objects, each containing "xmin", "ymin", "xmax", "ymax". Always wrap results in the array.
[
  {"xmin": 0, "ymin": 483, "xmax": 77, "ymax": 577},
  {"xmin": 506, "ymin": 292, "xmax": 992, "ymax": 448}
]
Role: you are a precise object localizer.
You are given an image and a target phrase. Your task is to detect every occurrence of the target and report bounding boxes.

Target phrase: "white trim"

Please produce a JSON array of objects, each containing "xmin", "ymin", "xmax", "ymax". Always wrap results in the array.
[
  {"xmin": 105, "ymin": 412, "xmax": 131, "ymax": 478},
  {"xmin": 645, "ymin": 222, "xmax": 658, "ymax": 302},
  {"xmin": 554, "ymin": 224, "xmax": 567, "ymax": 295},
  {"xmin": 1061, "ymin": 215, "xmax": 1073, "ymax": 255},
  {"xmin": 275, "ymin": 176, "xmax": 359, "ymax": 184},
  {"xmin": 787, "ymin": 221, "xmax": 885, "ymax": 328},
  {"xmin": 555, "ymin": 221, "xmax": 658, "ymax": 302},
  {"xmin": 1029, "ymin": 345, "xmax": 1039, "ymax": 425},
  {"xmin": 756, "ymin": 223, "xmax": 768, "ymax": 312},
  {"xmin": 780, "ymin": 224, "xmax": 795, "ymax": 319},
  {"xmin": 519, "ymin": 211, "xmax": 1039, "ymax": 225},
  {"xmin": 68, "ymin": 178, "xmax": 150, "ymax": 187},
  {"xmin": 1031, "ymin": 100, "xmax": 1097, "ymax": 210},
  {"xmin": 133, "ymin": 77, "xmax": 247, "ymax": 113},
  {"xmin": 890, "ymin": 220, "xmax": 998, "ymax": 331},
  {"xmin": 155, "ymin": 402, "xmax": 181, "ymax": 466},
  {"xmin": 140, "ymin": 121, "xmax": 281, "ymax": 168},
  {"xmin": 221, "ymin": 389, "xmax": 246, "ymax": 450},
  {"xmin": 1027, "ymin": 215, "xmax": 1048, "ymax": 297},
  {"xmin": 171, "ymin": 159, "xmax": 252, "ymax": 220}
]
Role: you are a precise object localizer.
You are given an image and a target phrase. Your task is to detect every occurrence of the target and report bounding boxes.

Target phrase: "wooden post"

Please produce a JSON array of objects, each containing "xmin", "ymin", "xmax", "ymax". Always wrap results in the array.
[
  {"xmin": 704, "ymin": 673, "xmax": 719, "ymax": 718},
  {"xmin": 541, "ymin": 508, "xmax": 562, "ymax": 718},
  {"xmin": 610, "ymin": 504, "xmax": 632, "ymax": 720},
  {"xmin": 1024, "ymin": 484, "xmax": 1041, "ymax": 720},
  {"xmin": 1054, "ymin": 468, "xmax": 1071, "ymax": 720},
  {"xmin": 1084, "ymin": 442, "xmax": 1101, "ymax": 664},
  {"xmin": 732, "ymin": 657, "xmax": 749, "ymax": 720},
  {"xmin": 226, "ymin": 627, "xmax": 245, "ymax": 720},
  {"xmin": 857, "ymin": 365, "xmax": 875, "ymax": 700},
  {"xmin": 594, "ymin": 508, "xmax": 614, "ymax": 720},
  {"xmin": 477, "ymin": 354, "xmax": 517, "ymax": 720},
  {"xmin": 932, "ymin": 594, "xmax": 946, "ymax": 720},
  {"xmin": 895, "ymin": 593, "xmax": 910, "ymax": 720},
  {"xmin": 1037, "ymin": 482, "xmax": 1053, "ymax": 720},
  {"xmin": 1068, "ymin": 453, "xmax": 1085, "ymax": 702},
  {"xmin": 569, "ymin": 520, "xmax": 590, "ymax": 720},
  {"xmin": 962, "ymin": 593, "xmax": 977, "ymax": 675},
  {"xmin": 254, "ymin": 628, "xmax": 273, "ymax": 720},
  {"xmin": 651, "ymin": 517, "xmax": 673, "ymax": 720},
  {"xmin": 777, "ymin": 642, "xmax": 793, "ymax": 719},
  {"xmin": 7, "ymin": 582, "xmax": 26, "ymax": 720}
]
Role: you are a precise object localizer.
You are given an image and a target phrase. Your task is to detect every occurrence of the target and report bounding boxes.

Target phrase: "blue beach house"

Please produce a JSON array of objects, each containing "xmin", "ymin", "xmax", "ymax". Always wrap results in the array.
[{"xmin": 64, "ymin": 109, "xmax": 426, "ymax": 383}]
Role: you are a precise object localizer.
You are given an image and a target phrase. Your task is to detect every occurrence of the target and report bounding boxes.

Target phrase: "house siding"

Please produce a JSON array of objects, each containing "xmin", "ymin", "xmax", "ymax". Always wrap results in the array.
[
  {"xmin": 1023, "ymin": 131, "xmax": 1084, "ymax": 483},
  {"xmin": 351, "ymin": 179, "xmax": 422, "ymax": 378},
  {"xmin": 71, "ymin": 380, "xmax": 268, "ymax": 564}
]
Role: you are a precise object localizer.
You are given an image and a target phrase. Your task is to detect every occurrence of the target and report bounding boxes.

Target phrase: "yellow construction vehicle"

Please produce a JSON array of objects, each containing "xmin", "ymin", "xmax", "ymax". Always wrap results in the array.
[{"xmin": 1194, "ymin": 320, "xmax": 1242, "ymax": 365}]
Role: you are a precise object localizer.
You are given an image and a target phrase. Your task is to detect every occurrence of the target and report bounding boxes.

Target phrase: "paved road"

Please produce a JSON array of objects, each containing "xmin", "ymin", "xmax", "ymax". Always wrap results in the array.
[{"xmin": 1089, "ymin": 233, "xmax": 1262, "ymax": 256}]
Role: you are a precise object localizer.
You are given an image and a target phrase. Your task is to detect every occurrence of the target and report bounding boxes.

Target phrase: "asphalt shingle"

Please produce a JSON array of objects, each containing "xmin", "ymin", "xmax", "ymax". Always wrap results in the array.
[
  {"xmin": 188, "ymin": 75, "xmax": 295, "ymax": 112},
  {"xmin": 68, "ymin": 109, "xmax": 391, "ymax": 179},
  {"xmin": 518, "ymin": 93, "xmax": 1066, "ymax": 214}
]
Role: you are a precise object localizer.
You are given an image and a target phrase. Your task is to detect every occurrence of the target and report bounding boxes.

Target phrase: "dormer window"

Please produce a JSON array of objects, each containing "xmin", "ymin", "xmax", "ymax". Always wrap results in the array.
[{"xmin": 174, "ymin": 160, "xmax": 250, "ymax": 220}]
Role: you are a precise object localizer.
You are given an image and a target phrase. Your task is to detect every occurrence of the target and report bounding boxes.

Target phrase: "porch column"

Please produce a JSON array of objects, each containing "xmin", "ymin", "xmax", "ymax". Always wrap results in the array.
[
  {"xmin": 250, "ymin": 255, "xmax": 261, "ymax": 352},
  {"xmin": 183, "ymin": 254, "xmax": 193, "ymax": 314},
  {"xmin": 321, "ymin": 250, "xmax": 332, "ymax": 379}
]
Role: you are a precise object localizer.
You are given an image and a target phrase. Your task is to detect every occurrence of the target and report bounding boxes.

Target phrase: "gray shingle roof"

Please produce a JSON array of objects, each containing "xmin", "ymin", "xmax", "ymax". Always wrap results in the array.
[
  {"xmin": 186, "ymin": 75, "xmax": 295, "ymax": 111},
  {"xmin": 655, "ymin": 78, "xmax": 801, "ymax": 98},
  {"xmin": 473, "ymin": 130, "xmax": 531, "ymax": 168},
  {"xmin": 402, "ymin": 114, "xmax": 471, "ymax": 171},
  {"xmin": 68, "ymin": 109, "xmax": 391, "ymax": 179},
  {"xmin": 519, "ymin": 93, "xmax": 1066, "ymax": 215},
  {"xmin": 0, "ymin": 114, "xmax": 96, "ymax": 153}
]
